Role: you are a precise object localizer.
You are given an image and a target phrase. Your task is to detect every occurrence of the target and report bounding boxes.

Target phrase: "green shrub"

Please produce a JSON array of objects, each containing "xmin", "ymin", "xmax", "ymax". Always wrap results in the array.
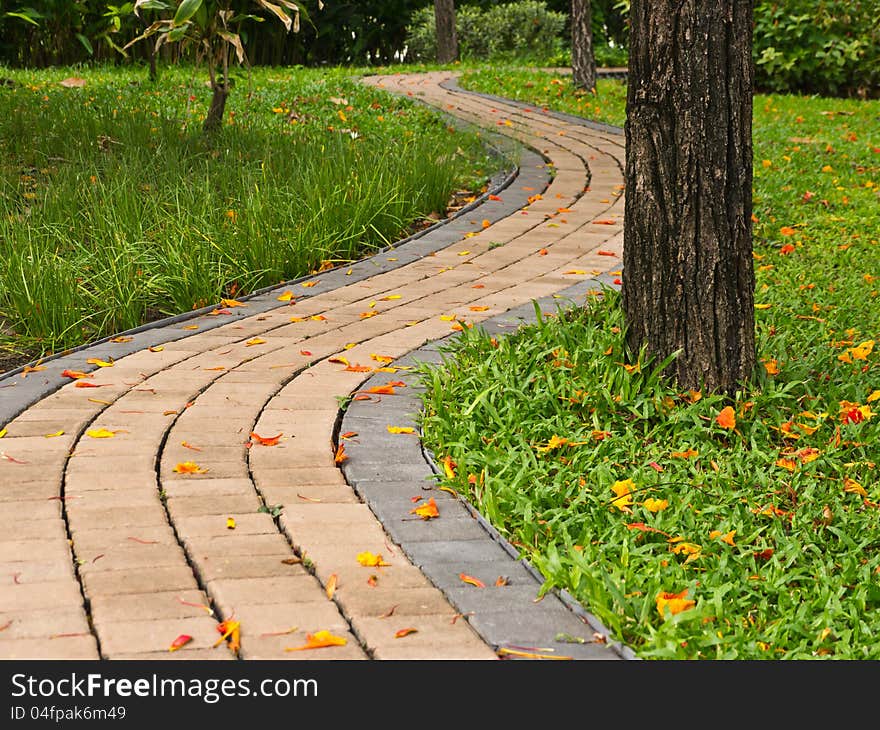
[
  {"xmin": 406, "ymin": 1, "xmax": 567, "ymax": 63},
  {"xmin": 754, "ymin": 1, "xmax": 878, "ymax": 98}
]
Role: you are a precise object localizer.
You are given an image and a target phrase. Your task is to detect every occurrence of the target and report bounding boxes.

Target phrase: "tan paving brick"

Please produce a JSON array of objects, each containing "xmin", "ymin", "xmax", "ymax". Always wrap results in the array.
[
  {"xmin": 354, "ymin": 614, "xmax": 496, "ymax": 659},
  {"xmin": 173, "ymin": 511, "xmax": 277, "ymax": 538},
  {"xmin": 0, "ymin": 559, "xmax": 76, "ymax": 584},
  {"xmin": 0, "ymin": 607, "xmax": 91, "ymax": 641},
  {"xmin": 76, "ymin": 543, "xmax": 188, "ymax": 574},
  {"xmin": 97, "ymin": 615, "xmax": 221, "ymax": 655},
  {"xmin": 81, "ymin": 565, "xmax": 199, "ymax": 597},
  {"xmin": 182, "ymin": 532, "xmax": 292, "ymax": 558},
  {"xmin": 205, "ymin": 575, "xmax": 327, "ymax": 614},
  {"xmin": 230, "ymin": 601, "xmax": 348, "ymax": 636},
  {"xmin": 162, "ymin": 477, "xmax": 256, "ymax": 499},
  {"xmin": 0, "ymin": 580, "xmax": 84, "ymax": 612},
  {"xmin": 193, "ymin": 554, "xmax": 306, "ymax": 583},
  {"xmin": 0, "ymin": 634, "xmax": 99, "ymax": 659},
  {"xmin": 241, "ymin": 631, "xmax": 367, "ymax": 660},
  {"xmin": 259, "ymin": 483, "xmax": 360, "ymax": 506},
  {"xmin": 166, "ymin": 492, "xmax": 262, "ymax": 517},
  {"xmin": 0, "ymin": 538, "xmax": 72, "ymax": 564},
  {"xmin": 333, "ymin": 585, "xmax": 457, "ymax": 620},
  {"xmin": 90, "ymin": 589, "xmax": 214, "ymax": 623},
  {"xmin": 70, "ymin": 525, "xmax": 178, "ymax": 552}
]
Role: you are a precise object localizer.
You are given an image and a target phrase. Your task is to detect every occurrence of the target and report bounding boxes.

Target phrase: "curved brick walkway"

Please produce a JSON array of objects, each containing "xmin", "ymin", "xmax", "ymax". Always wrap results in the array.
[{"xmin": 0, "ymin": 71, "xmax": 628, "ymax": 661}]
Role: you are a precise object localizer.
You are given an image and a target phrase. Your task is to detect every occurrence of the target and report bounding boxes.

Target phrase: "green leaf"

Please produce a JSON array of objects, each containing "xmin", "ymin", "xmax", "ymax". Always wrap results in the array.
[
  {"xmin": 167, "ymin": 23, "xmax": 190, "ymax": 41},
  {"xmin": 173, "ymin": 0, "xmax": 203, "ymax": 27},
  {"xmin": 75, "ymin": 33, "xmax": 94, "ymax": 56},
  {"xmin": 4, "ymin": 11, "xmax": 42, "ymax": 26},
  {"xmin": 135, "ymin": 0, "xmax": 169, "ymax": 12}
]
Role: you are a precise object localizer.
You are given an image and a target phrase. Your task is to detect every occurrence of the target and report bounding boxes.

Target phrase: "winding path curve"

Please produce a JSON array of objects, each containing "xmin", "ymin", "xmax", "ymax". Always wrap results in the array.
[{"xmin": 0, "ymin": 71, "xmax": 628, "ymax": 661}]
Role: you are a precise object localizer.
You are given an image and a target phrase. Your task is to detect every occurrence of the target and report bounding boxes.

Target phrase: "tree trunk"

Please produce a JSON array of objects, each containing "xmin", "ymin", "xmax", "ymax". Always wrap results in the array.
[
  {"xmin": 434, "ymin": 0, "xmax": 458, "ymax": 63},
  {"xmin": 571, "ymin": 0, "xmax": 597, "ymax": 91},
  {"xmin": 203, "ymin": 83, "xmax": 229, "ymax": 134},
  {"xmin": 622, "ymin": 0, "xmax": 755, "ymax": 395}
]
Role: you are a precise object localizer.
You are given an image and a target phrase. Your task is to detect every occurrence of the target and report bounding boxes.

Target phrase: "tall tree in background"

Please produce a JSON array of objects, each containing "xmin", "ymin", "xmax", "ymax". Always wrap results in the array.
[
  {"xmin": 571, "ymin": 0, "xmax": 596, "ymax": 91},
  {"xmin": 622, "ymin": 0, "xmax": 755, "ymax": 395},
  {"xmin": 434, "ymin": 0, "xmax": 457, "ymax": 63}
]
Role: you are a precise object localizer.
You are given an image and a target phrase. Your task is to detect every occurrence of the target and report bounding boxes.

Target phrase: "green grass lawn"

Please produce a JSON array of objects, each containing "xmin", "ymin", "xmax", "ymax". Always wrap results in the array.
[
  {"xmin": 0, "ymin": 63, "xmax": 495, "ymax": 365},
  {"xmin": 421, "ymin": 68, "xmax": 880, "ymax": 659}
]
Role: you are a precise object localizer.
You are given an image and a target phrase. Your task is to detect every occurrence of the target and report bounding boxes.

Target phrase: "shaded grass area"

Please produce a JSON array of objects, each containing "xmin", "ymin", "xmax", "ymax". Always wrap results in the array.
[
  {"xmin": 0, "ymin": 64, "xmax": 497, "ymax": 366},
  {"xmin": 420, "ymin": 72, "xmax": 880, "ymax": 659}
]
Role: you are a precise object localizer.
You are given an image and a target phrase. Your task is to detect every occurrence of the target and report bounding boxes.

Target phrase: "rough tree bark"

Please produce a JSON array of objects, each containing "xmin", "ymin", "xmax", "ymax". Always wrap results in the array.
[
  {"xmin": 571, "ymin": 0, "xmax": 597, "ymax": 91},
  {"xmin": 434, "ymin": 0, "xmax": 458, "ymax": 63},
  {"xmin": 622, "ymin": 0, "xmax": 756, "ymax": 395}
]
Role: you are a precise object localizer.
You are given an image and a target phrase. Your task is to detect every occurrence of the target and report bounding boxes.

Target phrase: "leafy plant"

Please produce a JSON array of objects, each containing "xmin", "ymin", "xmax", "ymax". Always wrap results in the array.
[
  {"xmin": 753, "ymin": 1, "xmax": 879, "ymax": 98},
  {"xmin": 406, "ymin": 1, "xmax": 567, "ymax": 65},
  {"xmin": 124, "ymin": 0, "xmax": 319, "ymax": 131}
]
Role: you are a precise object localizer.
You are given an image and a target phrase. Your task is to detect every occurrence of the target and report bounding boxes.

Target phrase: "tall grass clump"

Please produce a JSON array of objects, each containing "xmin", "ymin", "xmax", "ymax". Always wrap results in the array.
[{"xmin": 0, "ymin": 65, "xmax": 494, "ymax": 355}]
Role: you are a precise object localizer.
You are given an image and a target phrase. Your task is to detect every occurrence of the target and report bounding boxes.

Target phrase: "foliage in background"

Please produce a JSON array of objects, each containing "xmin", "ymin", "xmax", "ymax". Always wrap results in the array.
[
  {"xmin": 0, "ymin": 64, "xmax": 494, "ymax": 354},
  {"xmin": 405, "ymin": 1, "xmax": 566, "ymax": 64},
  {"xmin": 753, "ymin": 0, "xmax": 880, "ymax": 99},
  {"xmin": 419, "ymin": 78, "xmax": 880, "ymax": 659}
]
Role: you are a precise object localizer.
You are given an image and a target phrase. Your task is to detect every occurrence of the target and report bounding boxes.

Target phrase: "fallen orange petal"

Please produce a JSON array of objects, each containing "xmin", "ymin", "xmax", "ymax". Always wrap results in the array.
[
  {"xmin": 86, "ymin": 428, "xmax": 116, "ymax": 439},
  {"xmin": 497, "ymin": 647, "xmax": 572, "ymax": 660},
  {"xmin": 169, "ymin": 634, "xmax": 193, "ymax": 652},
  {"xmin": 716, "ymin": 406, "xmax": 736, "ymax": 430},
  {"xmin": 459, "ymin": 573, "xmax": 485, "ymax": 588},
  {"xmin": 173, "ymin": 461, "xmax": 208, "ymax": 474},
  {"xmin": 411, "ymin": 497, "xmax": 440, "ymax": 520},
  {"xmin": 61, "ymin": 369, "xmax": 92, "ymax": 379},
  {"xmin": 395, "ymin": 627, "xmax": 418, "ymax": 638},
  {"xmin": 357, "ymin": 551, "xmax": 391, "ymax": 567},
  {"xmin": 334, "ymin": 443, "xmax": 348, "ymax": 464},
  {"xmin": 250, "ymin": 432, "xmax": 282, "ymax": 446},
  {"xmin": 285, "ymin": 630, "xmax": 347, "ymax": 651}
]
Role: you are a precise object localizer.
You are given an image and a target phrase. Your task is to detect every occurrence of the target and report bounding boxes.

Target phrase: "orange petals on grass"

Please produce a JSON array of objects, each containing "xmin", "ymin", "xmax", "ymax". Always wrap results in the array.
[
  {"xmin": 610, "ymin": 479, "xmax": 635, "ymax": 513},
  {"xmin": 709, "ymin": 529, "xmax": 737, "ymax": 546},
  {"xmin": 716, "ymin": 406, "xmax": 736, "ymax": 430},
  {"xmin": 643, "ymin": 498, "xmax": 669, "ymax": 513},
  {"xmin": 285, "ymin": 630, "xmax": 347, "ymax": 651},
  {"xmin": 656, "ymin": 590, "xmax": 696, "ymax": 618}
]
